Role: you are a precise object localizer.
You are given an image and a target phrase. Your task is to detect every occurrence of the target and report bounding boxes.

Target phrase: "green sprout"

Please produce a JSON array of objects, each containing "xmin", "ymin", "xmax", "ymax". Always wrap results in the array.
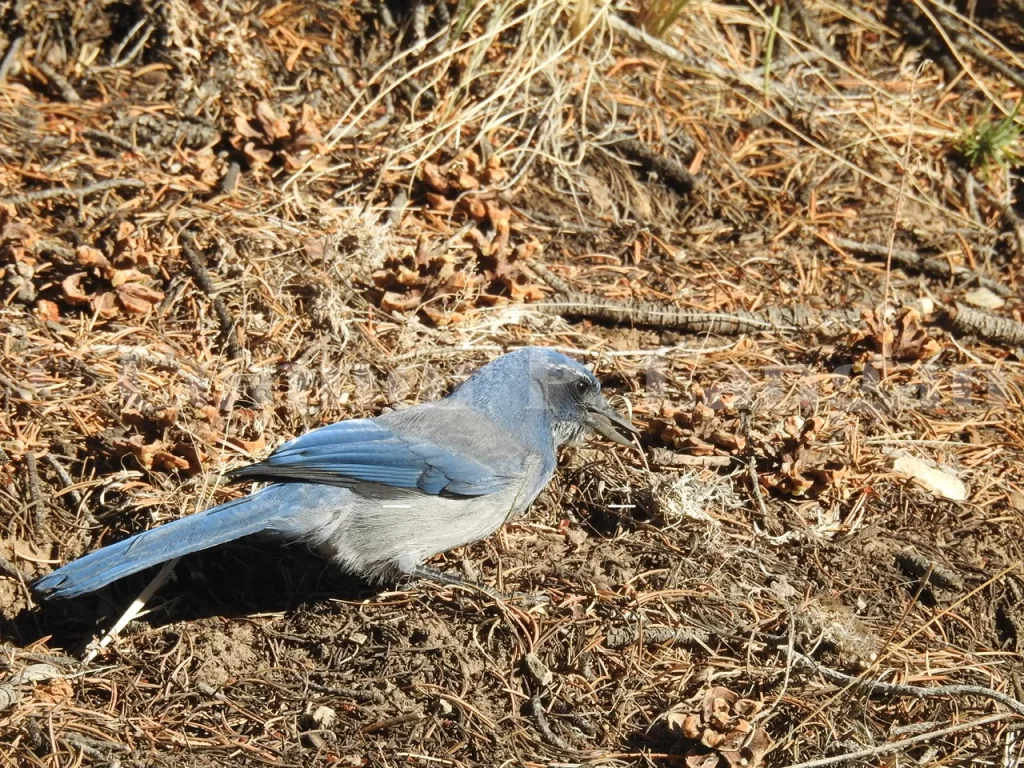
[{"xmin": 957, "ymin": 99, "xmax": 1024, "ymax": 173}]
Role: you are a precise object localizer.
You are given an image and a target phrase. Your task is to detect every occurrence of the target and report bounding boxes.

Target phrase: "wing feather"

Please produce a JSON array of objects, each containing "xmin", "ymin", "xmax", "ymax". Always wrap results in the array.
[{"xmin": 227, "ymin": 418, "xmax": 510, "ymax": 496}]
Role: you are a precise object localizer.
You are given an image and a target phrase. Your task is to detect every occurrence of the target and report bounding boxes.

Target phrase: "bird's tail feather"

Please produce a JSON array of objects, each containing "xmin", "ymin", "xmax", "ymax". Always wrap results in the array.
[{"xmin": 33, "ymin": 484, "xmax": 292, "ymax": 599}]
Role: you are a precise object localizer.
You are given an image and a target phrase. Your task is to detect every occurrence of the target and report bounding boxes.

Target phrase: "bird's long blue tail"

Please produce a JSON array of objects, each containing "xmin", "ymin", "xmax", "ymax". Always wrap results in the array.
[{"xmin": 33, "ymin": 484, "xmax": 294, "ymax": 599}]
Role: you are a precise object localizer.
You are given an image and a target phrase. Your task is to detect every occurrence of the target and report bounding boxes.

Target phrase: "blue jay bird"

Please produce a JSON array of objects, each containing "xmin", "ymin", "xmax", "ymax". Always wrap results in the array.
[{"xmin": 33, "ymin": 347, "xmax": 638, "ymax": 599}]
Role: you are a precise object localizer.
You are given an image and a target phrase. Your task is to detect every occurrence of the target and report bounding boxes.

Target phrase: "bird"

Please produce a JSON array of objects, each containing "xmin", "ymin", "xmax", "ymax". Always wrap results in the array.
[{"xmin": 32, "ymin": 346, "xmax": 638, "ymax": 600}]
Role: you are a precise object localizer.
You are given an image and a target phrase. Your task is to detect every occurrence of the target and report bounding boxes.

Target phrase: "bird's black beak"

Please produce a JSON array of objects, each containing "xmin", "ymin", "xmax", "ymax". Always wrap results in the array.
[{"xmin": 584, "ymin": 399, "xmax": 640, "ymax": 449}]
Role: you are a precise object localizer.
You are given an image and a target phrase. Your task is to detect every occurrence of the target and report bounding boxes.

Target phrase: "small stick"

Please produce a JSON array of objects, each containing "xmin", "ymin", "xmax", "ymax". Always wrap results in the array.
[
  {"xmin": 779, "ymin": 713, "xmax": 1015, "ymax": 768},
  {"xmin": 604, "ymin": 136, "xmax": 697, "ymax": 194},
  {"xmin": 948, "ymin": 303, "xmax": 1024, "ymax": 347},
  {"xmin": 789, "ymin": 648, "xmax": 1024, "ymax": 717},
  {"xmin": 833, "ymin": 237, "xmax": 1010, "ymax": 297},
  {"xmin": 24, "ymin": 453, "xmax": 45, "ymax": 535},
  {"xmin": 43, "ymin": 453, "xmax": 94, "ymax": 526},
  {"xmin": 530, "ymin": 692, "xmax": 573, "ymax": 751},
  {"xmin": 649, "ymin": 449, "xmax": 732, "ymax": 469},
  {"xmin": 179, "ymin": 232, "xmax": 243, "ymax": 360},
  {"xmin": 0, "ymin": 179, "xmax": 145, "ymax": 206},
  {"xmin": 0, "ymin": 35, "xmax": 23, "ymax": 82},
  {"xmin": 33, "ymin": 61, "xmax": 81, "ymax": 103}
]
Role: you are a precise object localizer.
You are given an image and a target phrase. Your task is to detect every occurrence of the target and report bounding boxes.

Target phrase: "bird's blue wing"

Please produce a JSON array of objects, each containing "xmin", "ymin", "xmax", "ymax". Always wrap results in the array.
[{"xmin": 227, "ymin": 418, "xmax": 510, "ymax": 496}]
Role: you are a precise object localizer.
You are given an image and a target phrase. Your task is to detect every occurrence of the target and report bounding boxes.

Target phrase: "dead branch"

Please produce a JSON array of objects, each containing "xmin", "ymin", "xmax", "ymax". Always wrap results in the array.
[
  {"xmin": 789, "ymin": 648, "xmax": 1024, "ymax": 717},
  {"xmin": 0, "ymin": 179, "xmax": 145, "ymax": 207},
  {"xmin": 0, "ymin": 36, "xmax": 23, "ymax": 83},
  {"xmin": 43, "ymin": 452, "xmax": 94, "ymax": 527},
  {"xmin": 530, "ymin": 692, "xmax": 574, "ymax": 751},
  {"xmin": 23, "ymin": 452, "xmax": 44, "ymax": 536},
  {"xmin": 604, "ymin": 136, "xmax": 697, "ymax": 195},
  {"xmin": 833, "ymin": 237, "xmax": 1010, "ymax": 297},
  {"xmin": 779, "ymin": 713, "xmax": 1016, "ymax": 768},
  {"xmin": 33, "ymin": 61, "xmax": 81, "ymax": 103},
  {"xmin": 179, "ymin": 232, "xmax": 243, "ymax": 361},
  {"xmin": 604, "ymin": 624, "xmax": 711, "ymax": 649},
  {"xmin": 535, "ymin": 295, "xmax": 858, "ymax": 337},
  {"xmin": 895, "ymin": 548, "xmax": 964, "ymax": 592},
  {"xmin": 649, "ymin": 448, "xmax": 732, "ymax": 469},
  {"xmin": 948, "ymin": 303, "xmax": 1024, "ymax": 347}
]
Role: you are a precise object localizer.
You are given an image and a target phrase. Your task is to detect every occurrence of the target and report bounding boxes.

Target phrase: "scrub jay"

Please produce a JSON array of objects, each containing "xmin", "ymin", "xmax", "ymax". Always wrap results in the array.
[{"xmin": 33, "ymin": 347, "xmax": 638, "ymax": 599}]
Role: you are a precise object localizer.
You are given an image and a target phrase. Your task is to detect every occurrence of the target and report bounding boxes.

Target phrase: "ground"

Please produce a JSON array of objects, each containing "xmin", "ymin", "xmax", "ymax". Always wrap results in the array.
[{"xmin": 1, "ymin": 1, "xmax": 1023, "ymax": 766}]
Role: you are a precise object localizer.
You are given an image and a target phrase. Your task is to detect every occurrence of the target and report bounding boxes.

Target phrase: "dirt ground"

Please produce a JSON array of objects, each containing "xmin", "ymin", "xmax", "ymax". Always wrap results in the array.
[{"xmin": 1, "ymin": 1, "xmax": 1024, "ymax": 766}]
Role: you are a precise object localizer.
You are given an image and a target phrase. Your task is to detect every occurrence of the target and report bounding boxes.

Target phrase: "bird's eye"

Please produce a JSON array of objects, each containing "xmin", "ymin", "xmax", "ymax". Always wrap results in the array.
[{"xmin": 574, "ymin": 378, "xmax": 591, "ymax": 396}]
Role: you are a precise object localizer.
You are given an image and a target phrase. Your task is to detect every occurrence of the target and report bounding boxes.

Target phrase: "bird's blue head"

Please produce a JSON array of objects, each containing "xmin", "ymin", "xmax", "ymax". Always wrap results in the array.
[{"xmin": 447, "ymin": 347, "xmax": 638, "ymax": 450}]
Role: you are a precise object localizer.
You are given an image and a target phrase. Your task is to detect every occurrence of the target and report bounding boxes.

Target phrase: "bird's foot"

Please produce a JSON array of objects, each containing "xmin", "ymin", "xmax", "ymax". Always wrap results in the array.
[{"xmin": 409, "ymin": 565, "xmax": 548, "ymax": 605}]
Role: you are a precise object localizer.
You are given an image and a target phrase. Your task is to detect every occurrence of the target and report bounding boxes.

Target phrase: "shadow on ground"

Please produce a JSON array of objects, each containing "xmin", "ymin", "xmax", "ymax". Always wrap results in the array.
[{"xmin": 3, "ymin": 538, "xmax": 380, "ymax": 652}]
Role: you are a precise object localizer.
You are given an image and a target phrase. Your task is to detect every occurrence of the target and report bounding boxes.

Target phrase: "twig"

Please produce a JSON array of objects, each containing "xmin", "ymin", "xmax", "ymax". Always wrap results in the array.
[
  {"xmin": 789, "ymin": 649, "xmax": 1024, "ymax": 717},
  {"xmin": 62, "ymin": 732, "xmax": 130, "ymax": 759},
  {"xmin": 778, "ymin": 713, "xmax": 1015, "ymax": 768},
  {"xmin": 179, "ymin": 232, "xmax": 243, "ymax": 361},
  {"xmin": 832, "ymin": 237, "xmax": 1010, "ymax": 297},
  {"xmin": 82, "ymin": 128, "xmax": 138, "ymax": 153},
  {"xmin": 604, "ymin": 624, "xmax": 711, "ymax": 649},
  {"xmin": 0, "ymin": 179, "xmax": 145, "ymax": 207},
  {"xmin": 535, "ymin": 296, "xmax": 855, "ymax": 336},
  {"xmin": 33, "ymin": 61, "xmax": 81, "ymax": 103},
  {"xmin": 649, "ymin": 449, "xmax": 732, "ymax": 469},
  {"xmin": 43, "ymin": 452, "xmax": 94, "ymax": 527},
  {"xmin": 954, "ymin": 34, "xmax": 1024, "ymax": 91},
  {"xmin": 23, "ymin": 453, "xmax": 45, "ymax": 536},
  {"xmin": 0, "ymin": 36, "xmax": 23, "ymax": 83},
  {"xmin": 530, "ymin": 692, "xmax": 573, "ymax": 751},
  {"xmin": 895, "ymin": 547, "xmax": 964, "ymax": 592},
  {"xmin": 948, "ymin": 303, "xmax": 1024, "ymax": 347},
  {"xmin": 604, "ymin": 136, "xmax": 697, "ymax": 195}
]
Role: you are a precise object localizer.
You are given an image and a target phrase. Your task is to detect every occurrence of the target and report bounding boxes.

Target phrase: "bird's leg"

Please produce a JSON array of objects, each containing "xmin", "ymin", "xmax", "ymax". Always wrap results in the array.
[
  {"xmin": 410, "ymin": 564, "xmax": 507, "ymax": 600},
  {"xmin": 409, "ymin": 565, "xmax": 549, "ymax": 606}
]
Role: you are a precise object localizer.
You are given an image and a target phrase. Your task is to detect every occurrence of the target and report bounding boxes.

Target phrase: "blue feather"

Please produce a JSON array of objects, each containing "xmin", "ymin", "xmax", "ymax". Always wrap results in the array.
[{"xmin": 229, "ymin": 418, "xmax": 509, "ymax": 495}]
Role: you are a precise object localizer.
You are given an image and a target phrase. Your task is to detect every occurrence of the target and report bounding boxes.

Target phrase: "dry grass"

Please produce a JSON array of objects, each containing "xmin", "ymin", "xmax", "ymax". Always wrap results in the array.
[{"xmin": 1, "ymin": 0, "xmax": 1023, "ymax": 766}]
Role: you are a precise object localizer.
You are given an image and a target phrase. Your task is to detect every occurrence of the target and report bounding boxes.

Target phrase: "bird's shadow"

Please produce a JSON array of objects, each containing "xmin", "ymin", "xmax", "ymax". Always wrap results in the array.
[{"xmin": 4, "ymin": 538, "xmax": 381, "ymax": 652}]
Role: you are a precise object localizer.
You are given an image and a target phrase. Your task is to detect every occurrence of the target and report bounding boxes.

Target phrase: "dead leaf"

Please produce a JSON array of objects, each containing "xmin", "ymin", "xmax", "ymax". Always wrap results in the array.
[
  {"xmin": 61, "ymin": 273, "xmax": 91, "ymax": 305},
  {"xmin": 110, "ymin": 268, "xmax": 147, "ymax": 287},
  {"xmin": 91, "ymin": 291, "xmax": 119, "ymax": 319},
  {"xmin": 35, "ymin": 299, "xmax": 59, "ymax": 322},
  {"xmin": 116, "ymin": 282, "xmax": 164, "ymax": 314},
  {"xmin": 75, "ymin": 245, "xmax": 111, "ymax": 271},
  {"xmin": 255, "ymin": 100, "xmax": 291, "ymax": 140}
]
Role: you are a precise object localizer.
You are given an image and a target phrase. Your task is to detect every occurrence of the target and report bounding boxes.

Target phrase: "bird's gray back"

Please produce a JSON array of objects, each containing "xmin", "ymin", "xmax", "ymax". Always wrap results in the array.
[{"xmin": 270, "ymin": 400, "xmax": 555, "ymax": 578}]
